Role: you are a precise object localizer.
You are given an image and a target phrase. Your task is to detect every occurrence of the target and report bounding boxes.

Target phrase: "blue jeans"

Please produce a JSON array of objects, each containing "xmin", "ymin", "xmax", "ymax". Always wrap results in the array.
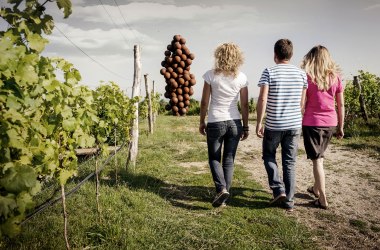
[
  {"xmin": 262, "ymin": 128, "xmax": 301, "ymax": 208},
  {"xmin": 207, "ymin": 120, "xmax": 242, "ymax": 193}
]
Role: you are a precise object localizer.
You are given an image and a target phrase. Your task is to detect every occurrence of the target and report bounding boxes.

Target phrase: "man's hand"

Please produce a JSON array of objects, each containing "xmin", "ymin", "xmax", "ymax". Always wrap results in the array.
[
  {"xmin": 240, "ymin": 131, "xmax": 249, "ymax": 141},
  {"xmin": 256, "ymin": 123, "xmax": 264, "ymax": 138}
]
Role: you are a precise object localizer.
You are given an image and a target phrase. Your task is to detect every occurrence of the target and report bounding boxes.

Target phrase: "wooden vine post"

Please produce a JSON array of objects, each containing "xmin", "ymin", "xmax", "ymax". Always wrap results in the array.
[
  {"xmin": 144, "ymin": 74, "xmax": 154, "ymax": 134},
  {"xmin": 127, "ymin": 45, "xmax": 141, "ymax": 170},
  {"xmin": 354, "ymin": 76, "xmax": 369, "ymax": 123},
  {"xmin": 152, "ymin": 80, "xmax": 157, "ymax": 124}
]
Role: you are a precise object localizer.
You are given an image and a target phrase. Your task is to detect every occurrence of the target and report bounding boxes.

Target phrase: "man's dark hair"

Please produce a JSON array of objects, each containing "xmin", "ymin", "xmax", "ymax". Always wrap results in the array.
[{"xmin": 274, "ymin": 39, "xmax": 293, "ymax": 60}]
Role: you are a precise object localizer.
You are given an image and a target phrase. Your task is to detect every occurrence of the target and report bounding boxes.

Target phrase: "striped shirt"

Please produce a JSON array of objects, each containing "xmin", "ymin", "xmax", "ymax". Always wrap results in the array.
[{"xmin": 258, "ymin": 64, "xmax": 307, "ymax": 131}]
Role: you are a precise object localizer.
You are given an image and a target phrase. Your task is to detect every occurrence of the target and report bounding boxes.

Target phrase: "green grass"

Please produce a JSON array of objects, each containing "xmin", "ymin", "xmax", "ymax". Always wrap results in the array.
[
  {"xmin": 333, "ymin": 118, "xmax": 380, "ymax": 159},
  {"xmin": 1, "ymin": 116, "xmax": 316, "ymax": 250}
]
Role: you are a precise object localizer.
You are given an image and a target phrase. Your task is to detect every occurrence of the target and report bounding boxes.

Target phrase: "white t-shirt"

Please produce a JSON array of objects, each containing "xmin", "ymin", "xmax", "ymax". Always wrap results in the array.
[{"xmin": 202, "ymin": 69, "xmax": 248, "ymax": 123}]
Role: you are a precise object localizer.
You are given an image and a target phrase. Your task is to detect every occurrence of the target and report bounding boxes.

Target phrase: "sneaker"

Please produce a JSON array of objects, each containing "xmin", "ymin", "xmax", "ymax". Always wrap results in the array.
[
  {"xmin": 212, "ymin": 190, "xmax": 229, "ymax": 207},
  {"xmin": 269, "ymin": 193, "xmax": 286, "ymax": 206}
]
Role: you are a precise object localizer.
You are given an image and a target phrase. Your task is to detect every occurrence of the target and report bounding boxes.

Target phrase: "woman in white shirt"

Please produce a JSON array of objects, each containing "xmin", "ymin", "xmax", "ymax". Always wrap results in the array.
[{"xmin": 199, "ymin": 43, "xmax": 249, "ymax": 207}]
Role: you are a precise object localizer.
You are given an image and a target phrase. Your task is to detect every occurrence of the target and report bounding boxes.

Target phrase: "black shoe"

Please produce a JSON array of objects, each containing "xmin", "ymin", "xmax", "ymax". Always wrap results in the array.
[
  {"xmin": 212, "ymin": 190, "xmax": 229, "ymax": 207},
  {"xmin": 269, "ymin": 193, "xmax": 286, "ymax": 206}
]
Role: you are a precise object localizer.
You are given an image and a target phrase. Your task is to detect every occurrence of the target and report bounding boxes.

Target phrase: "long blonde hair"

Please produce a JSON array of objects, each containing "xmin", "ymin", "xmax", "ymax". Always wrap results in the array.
[
  {"xmin": 301, "ymin": 45, "xmax": 341, "ymax": 91},
  {"xmin": 214, "ymin": 43, "xmax": 244, "ymax": 78}
]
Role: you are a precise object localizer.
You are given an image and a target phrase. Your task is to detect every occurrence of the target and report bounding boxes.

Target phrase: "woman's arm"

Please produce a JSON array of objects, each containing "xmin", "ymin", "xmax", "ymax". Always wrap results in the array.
[
  {"xmin": 199, "ymin": 81, "xmax": 211, "ymax": 135},
  {"xmin": 240, "ymin": 86, "xmax": 249, "ymax": 140},
  {"xmin": 336, "ymin": 91, "xmax": 345, "ymax": 139}
]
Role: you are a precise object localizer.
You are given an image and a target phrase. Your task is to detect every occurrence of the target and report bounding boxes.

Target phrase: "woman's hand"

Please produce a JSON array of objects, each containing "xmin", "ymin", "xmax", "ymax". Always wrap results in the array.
[{"xmin": 336, "ymin": 127, "xmax": 344, "ymax": 139}]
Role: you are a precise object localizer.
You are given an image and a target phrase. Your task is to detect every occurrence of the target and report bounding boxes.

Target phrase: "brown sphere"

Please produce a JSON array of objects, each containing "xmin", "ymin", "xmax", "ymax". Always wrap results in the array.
[
  {"xmin": 172, "ymin": 63, "xmax": 178, "ymax": 69},
  {"xmin": 181, "ymin": 54, "xmax": 187, "ymax": 61},
  {"xmin": 176, "ymin": 67, "xmax": 184, "ymax": 74},
  {"xmin": 189, "ymin": 87, "xmax": 194, "ymax": 95},
  {"xmin": 183, "ymin": 81, "xmax": 189, "ymax": 87},
  {"xmin": 165, "ymin": 104, "xmax": 172, "ymax": 111},
  {"xmin": 184, "ymin": 48, "xmax": 191, "ymax": 55},
  {"xmin": 179, "ymin": 61, "xmax": 186, "ymax": 68},
  {"xmin": 171, "ymin": 97, "xmax": 178, "ymax": 104},
  {"xmin": 175, "ymin": 49, "xmax": 182, "ymax": 56},
  {"xmin": 174, "ymin": 56, "xmax": 181, "ymax": 63},
  {"xmin": 179, "ymin": 37, "xmax": 186, "ymax": 44},
  {"xmin": 172, "ymin": 105, "xmax": 179, "ymax": 112},
  {"xmin": 166, "ymin": 57, "xmax": 173, "ymax": 64},
  {"xmin": 189, "ymin": 79, "xmax": 196, "ymax": 86},
  {"xmin": 186, "ymin": 58, "xmax": 192, "ymax": 66},
  {"xmin": 190, "ymin": 73, "xmax": 195, "ymax": 79},
  {"xmin": 167, "ymin": 67, "xmax": 174, "ymax": 73},
  {"xmin": 183, "ymin": 74, "xmax": 191, "ymax": 81},
  {"xmin": 164, "ymin": 50, "xmax": 171, "ymax": 56},
  {"xmin": 189, "ymin": 53, "xmax": 195, "ymax": 60},
  {"xmin": 183, "ymin": 87, "xmax": 190, "ymax": 93},
  {"xmin": 177, "ymin": 95, "xmax": 183, "ymax": 102},
  {"xmin": 170, "ymin": 92, "xmax": 177, "ymax": 98},
  {"xmin": 174, "ymin": 42, "xmax": 181, "ymax": 50},
  {"xmin": 160, "ymin": 68, "xmax": 166, "ymax": 75},
  {"xmin": 164, "ymin": 72, "xmax": 171, "ymax": 79},
  {"xmin": 178, "ymin": 102, "xmax": 185, "ymax": 108},
  {"xmin": 171, "ymin": 71, "xmax": 178, "ymax": 79},
  {"xmin": 176, "ymin": 88, "xmax": 183, "ymax": 95},
  {"xmin": 167, "ymin": 44, "xmax": 173, "ymax": 51},
  {"xmin": 178, "ymin": 77, "xmax": 185, "ymax": 85},
  {"xmin": 184, "ymin": 100, "xmax": 190, "ymax": 106},
  {"xmin": 183, "ymin": 93, "xmax": 190, "ymax": 100},
  {"xmin": 173, "ymin": 34, "xmax": 181, "ymax": 41},
  {"xmin": 170, "ymin": 78, "xmax": 178, "ymax": 89},
  {"xmin": 181, "ymin": 108, "xmax": 187, "ymax": 114}
]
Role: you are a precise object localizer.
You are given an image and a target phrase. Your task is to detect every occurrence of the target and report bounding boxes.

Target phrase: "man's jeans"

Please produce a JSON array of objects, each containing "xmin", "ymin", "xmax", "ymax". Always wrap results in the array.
[
  {"xmin": 262, "ymin": 128, "xmax": 301, "ymax": 208},
  {"xmin": 207, "ymin": 120, "xmax": 242, "ymax": 193}
]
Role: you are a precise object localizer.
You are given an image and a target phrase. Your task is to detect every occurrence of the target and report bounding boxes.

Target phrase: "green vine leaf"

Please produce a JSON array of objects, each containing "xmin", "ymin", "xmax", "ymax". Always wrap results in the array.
[{"xmin": 56, "ymin": 0, "xmax": 72, "ymax": 18}]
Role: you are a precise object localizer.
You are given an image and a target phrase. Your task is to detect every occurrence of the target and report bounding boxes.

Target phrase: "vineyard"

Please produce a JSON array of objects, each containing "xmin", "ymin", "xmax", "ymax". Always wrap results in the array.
[{"xmin": 1, "ymin": 0, "xmax": 380, "ymax": 249}]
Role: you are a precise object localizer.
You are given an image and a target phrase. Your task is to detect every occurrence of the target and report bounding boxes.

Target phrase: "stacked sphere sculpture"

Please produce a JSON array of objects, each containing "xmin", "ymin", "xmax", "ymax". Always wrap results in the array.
[{"xmin": 160, "ymin": 34, "xmax": 196, "ymax": 116}]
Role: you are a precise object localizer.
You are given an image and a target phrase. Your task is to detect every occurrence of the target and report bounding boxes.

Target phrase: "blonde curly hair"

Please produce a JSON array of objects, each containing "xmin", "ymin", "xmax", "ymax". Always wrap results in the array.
[
  {"xmin": 301, "ymin": 45, "xmax": 341, "ymax": 91},
  {"xmin": 214, "ymin": 43, "xmax": 244, "ymax": 78}
]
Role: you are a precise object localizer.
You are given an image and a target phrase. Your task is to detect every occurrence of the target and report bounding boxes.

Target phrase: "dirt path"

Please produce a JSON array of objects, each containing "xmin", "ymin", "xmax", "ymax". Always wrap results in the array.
[{"xmin": 236, "ymin": 125, "xmax": 380, "ymax": 250}]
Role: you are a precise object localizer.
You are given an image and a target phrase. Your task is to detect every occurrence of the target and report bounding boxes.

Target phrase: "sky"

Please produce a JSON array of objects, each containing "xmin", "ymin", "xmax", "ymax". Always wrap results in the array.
[{"xmin": 1, "ymin": 0, "xmax": 380, "ymax": 100}]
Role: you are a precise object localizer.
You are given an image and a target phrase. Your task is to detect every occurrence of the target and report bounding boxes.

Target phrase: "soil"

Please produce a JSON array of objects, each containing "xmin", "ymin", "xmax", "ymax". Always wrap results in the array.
[{"xmin": 235, "ymin": 126, "xmax": 380, "ymax": 250}]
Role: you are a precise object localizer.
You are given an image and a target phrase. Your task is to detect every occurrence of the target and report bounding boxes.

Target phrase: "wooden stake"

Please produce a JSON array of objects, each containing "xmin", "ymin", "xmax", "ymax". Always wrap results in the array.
[
  {"xmin": 61, "ymin": 183, "xmax": 70, "ymax": 250},
  {"xmin": 144, "ymin": 74, "xmax": 153, "ymax": 134},
  {"xmin": 354, "ymin": 76, "xmax": 369, "ymax": 123},
  {"xmin": 127, "ymin": 45, "xmax": 141, "ymax": 170}
]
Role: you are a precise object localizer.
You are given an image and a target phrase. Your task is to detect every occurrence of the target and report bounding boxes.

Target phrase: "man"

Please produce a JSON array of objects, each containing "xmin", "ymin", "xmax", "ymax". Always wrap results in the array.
[{"xmin": 256, "ymin": 39, "xmax": 307, "ymax": 211}]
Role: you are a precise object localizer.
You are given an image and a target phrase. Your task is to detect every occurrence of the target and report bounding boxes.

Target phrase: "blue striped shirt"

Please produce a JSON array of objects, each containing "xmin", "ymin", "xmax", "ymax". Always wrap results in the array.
[{"xmin": 258, "ymin": 64, "xmax": 307, "ymax": 130}]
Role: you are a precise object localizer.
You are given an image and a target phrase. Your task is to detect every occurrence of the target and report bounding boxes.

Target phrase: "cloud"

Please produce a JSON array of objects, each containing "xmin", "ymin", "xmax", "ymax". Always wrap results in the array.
[{"xmin": 364, "ymin": 3, "xmax": 380, "ymax": 10}]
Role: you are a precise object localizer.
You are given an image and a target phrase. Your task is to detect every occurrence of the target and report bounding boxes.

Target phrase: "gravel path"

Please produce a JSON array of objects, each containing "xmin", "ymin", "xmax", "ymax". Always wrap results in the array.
[{"xmin": 236, "ymin": 125, "xmax": 380, "ymax": 250}]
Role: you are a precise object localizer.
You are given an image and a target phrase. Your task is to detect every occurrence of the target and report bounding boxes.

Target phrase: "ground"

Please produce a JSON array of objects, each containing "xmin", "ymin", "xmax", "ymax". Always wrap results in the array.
[{"xmin": 235, "ymin": 125, "xmax": 380, "ymax": 250}]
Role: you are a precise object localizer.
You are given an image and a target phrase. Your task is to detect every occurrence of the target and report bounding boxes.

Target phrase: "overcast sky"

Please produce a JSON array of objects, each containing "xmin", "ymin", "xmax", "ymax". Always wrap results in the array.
[{"xmin": 1, "ymin": 0, "xmax": 380, "ymax": 100}]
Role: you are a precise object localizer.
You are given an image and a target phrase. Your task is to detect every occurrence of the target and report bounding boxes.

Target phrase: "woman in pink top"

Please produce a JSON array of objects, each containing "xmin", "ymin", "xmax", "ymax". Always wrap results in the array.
[{"xmin": 300, "ymin": 45, "xmax": 345, "ymax": 209}]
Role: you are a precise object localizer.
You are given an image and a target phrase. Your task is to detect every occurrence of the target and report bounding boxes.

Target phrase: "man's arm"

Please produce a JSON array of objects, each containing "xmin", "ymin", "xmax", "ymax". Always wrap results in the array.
[
  {"xmin": 256, "ymin": 85, "xmax": 269, "ymax": 138},
  {"xmin": 199, "ymin": 81, "xmax": 211, "ymax": 135}
]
